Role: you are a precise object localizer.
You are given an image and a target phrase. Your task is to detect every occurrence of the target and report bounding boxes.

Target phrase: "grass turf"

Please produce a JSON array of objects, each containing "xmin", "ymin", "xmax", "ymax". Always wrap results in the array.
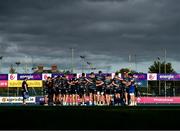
[{"xmin": 0, "ymin": 106, "xmax": 180, "ymax": 130}]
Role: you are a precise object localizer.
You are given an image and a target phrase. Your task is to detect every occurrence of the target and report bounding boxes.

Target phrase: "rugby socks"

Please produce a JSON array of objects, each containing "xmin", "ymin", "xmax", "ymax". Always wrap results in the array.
[
  {"xmin": 89, "ymin": 101, "xmax": 92, "ymax": 105},
  {"xmin": 114, "ymin": 98, "xmax": 118, "ymax": 105}
]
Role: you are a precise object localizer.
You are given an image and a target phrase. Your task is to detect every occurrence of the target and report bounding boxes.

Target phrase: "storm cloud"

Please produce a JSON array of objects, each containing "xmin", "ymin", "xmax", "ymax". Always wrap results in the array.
[{"xmin": 0, "ymin": 0, "xmax": 180, "ymax": 73}]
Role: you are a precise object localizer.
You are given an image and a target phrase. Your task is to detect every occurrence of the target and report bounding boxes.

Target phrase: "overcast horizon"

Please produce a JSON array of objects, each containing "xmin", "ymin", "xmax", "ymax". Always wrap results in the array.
[{"xmin": 0, "ymin": 0, "xmax": 180, "ymax": 73}]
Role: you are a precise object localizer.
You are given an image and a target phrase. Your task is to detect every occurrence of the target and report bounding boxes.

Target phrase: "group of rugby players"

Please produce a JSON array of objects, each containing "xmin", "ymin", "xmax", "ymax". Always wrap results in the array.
[{"xmin": 44, "ymin": 71, "xmax": 139, "ymax": 106}]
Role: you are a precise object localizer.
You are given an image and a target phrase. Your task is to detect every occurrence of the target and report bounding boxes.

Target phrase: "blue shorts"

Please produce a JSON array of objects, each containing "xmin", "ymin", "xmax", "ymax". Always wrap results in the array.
[{"xmin": 129, "ymin": 86, "xmax": 135, "ymax": 93}]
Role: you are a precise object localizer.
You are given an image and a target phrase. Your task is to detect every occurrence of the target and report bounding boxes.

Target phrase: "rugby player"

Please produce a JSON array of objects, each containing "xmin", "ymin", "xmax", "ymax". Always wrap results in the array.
[
  {"xmin": 134, "ymin": 83, "xmax": 139, "ymax": 106},
  {"xmin": 128, "ymin": 73, "xmax": 136, "ymax": 106},
  {"xmin": 96, "ymin": 71, "xmax": 105, "ymax": 106},
  {"xmin": 86, "ymin": 72, "xmax": 97, "ymax": 105},
  {"xmin": 51, "ymin": 76, "xmax": 57, "ymax": 105},
  {"xmin": 104, "ymin": 74, "xmax": 113, "ymax": 106},
  {"xmin": 44, "ymin": 77, "xmax": 49, "ymax": 106},
  {"xmin": 78, "ymin": 73, "xmax": 88, "ymax": 106},
  {"xmin": 54, "ymin": 75, "xmax": 62, "ymax": 105},
  {"xmin": 61, "ymin": 74, "xmax": 69, "ymax": 106},
  {"xmin": 112, "ymin": 72, "xmax": 123, "ymax": 106},
  {"xmin": 46, "ymin": 77, "xmax": 54, "ymax": 106},
  {"xmin": 22, "ymin": 77, "xmax": 29, "ymax": 105},
  {"xmin": 123, "ymin": 72, "xmax": 130, "ymax": 105},
  {"xmin": 68, "ymin": 74, "xmax": 79, "ymax": 106}
]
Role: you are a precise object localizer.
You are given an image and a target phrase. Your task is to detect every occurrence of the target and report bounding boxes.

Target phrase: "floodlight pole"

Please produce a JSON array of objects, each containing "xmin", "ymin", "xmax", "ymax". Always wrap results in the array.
[
  {"xmin": 0, "ymin": 56, "xmax": 3, "ymax": 73},
  {"xmin": 135, "ymin": 54, "xmax": 137, "ymax": 72},
  {"xmin": 129, "ymin": 54, "xmax": 131, "ymax": 72},
  {"xmin": 71, "ymin": 48, "xmax": 74, "ymax": 73},
  {"xmin": 164, "ymin": 49, "xmax": 167, "ymax": 97},
  {"xmin": 157, "ymin": 57, "xmax": 161, "ymax": 96}
]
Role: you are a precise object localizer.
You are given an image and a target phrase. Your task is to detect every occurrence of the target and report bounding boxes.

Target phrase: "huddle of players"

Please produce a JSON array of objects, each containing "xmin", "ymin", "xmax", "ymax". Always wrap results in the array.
[{"xmin": 44, "ymin": 71, "xmax": 138, "ymax": 106}]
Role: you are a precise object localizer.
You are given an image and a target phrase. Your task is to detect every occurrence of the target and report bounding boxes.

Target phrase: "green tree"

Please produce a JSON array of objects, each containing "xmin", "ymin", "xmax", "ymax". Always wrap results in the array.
[
  {"xmin": 148, "ymin": 61, "xmax": 176, "ymax": 96},
  {"xmin": 62, "ymin": 70, "xmax": 71, "ymax": 74},
  {"xmin": 116, "ymin": 68, "xmax": 137, "ymax": 74},
  {"xmin": 9, "ymin": 65, "xmax": 16, "ymax": 74},
  {"xmin": 148, "ymin": 61, "xmax": 175, "ymax": 73}
]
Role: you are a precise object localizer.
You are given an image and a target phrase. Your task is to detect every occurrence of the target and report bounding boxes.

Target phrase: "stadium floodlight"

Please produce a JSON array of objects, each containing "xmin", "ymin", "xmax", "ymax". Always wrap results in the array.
[
  {"xmin": 87, "ymin": 62, "xmax": 91, "ymax": 65},
  {"xmin": 15, "ymin": 62, "xmax": 21, "ymax": 73},
  {"xmin": 15, "ymin": 62, "xmax": 21, "ymax": 65},
  {"xmin": 164, "ymin": 49, "xmax": 167, "ymax": 97},
  {"xmin": 80, "ymin": 56, "xmax": 86, "ymax": 73},
  {"xmin": 80, "ymin": 56, "xmax": 85, "ymax": 59}
]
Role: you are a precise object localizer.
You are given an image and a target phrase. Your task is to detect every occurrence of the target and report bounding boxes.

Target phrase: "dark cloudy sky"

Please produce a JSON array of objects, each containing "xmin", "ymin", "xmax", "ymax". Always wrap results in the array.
[{"xmin": 0, "ymin": 0, "xmax": 180, "ymax": 73}]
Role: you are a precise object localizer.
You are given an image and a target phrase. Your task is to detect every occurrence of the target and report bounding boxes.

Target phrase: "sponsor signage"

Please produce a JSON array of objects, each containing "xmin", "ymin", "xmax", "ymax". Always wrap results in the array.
[
  {"xmin": 0, "ymin": 74, "xmax": 8, "ymax": 80},
  {"xmin": 42, "ymin": 74, "xmax": 52, "ymax": 80},
  {"xmin": 0, "ymin": 97, "xmax": 36, "ymax": 103},
  {"xmin": 133, "ymin": 74, "xmax": 147, "ymax": 80},
  {"xmin": 36, "ymin": 96, "xmax": 44, "ymax": 103},
  {"xmin": 95, "ymin": 73, "xmax": 112, "ymax": 77},
  {"xmin": 157, "ymin": 74, "xmax": 180, "ymax": 81},
  {"xmin": 52, "ymin": 74, "xmax": 64, "ymax": 78},
  {"xmin": 86, "ymin": 73, "xmax": 113, "ymax": 78},
  {"xmin": 137, "ymin": 97, "xmax": 180, "ymax": 104},
  {"xmin": 8, "ymin": 80, "xmax": 43, "ymax": 87},
  {"xmin": 66, "ymin": 74, "xmax": 74, "ymax": 80},
  {"xmin": 8, "ymin": 74, "xmax": 17, "ymax": 80},
  {"xmin": 2, "ymin": 73, "xmax": 180, "ymax": 81},
  {"xmin": 17, "ymin": 74, "xmax": 42, "ymax": 80},
  {"xmin": 147, "ymin": 73, "xmax": 157, "ymax": 81},
  {"xmin": 0, "ymin": 80, "xmax": 8, "ymax": 88},
  {"xmin": 77, "ymin": 73, "xmax": 81, "ymax": 78},
  {"xmin": 111, "ymin": 73, "xmax": 115, "ymax": 79}
]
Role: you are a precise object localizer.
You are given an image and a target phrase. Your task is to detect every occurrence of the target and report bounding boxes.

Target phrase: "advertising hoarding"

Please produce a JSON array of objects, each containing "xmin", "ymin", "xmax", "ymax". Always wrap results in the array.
[
  {"xmin": 0, "ymin": 97, "xmax": 36, "ymax": 103},
  {"xmin": 147, "ymin": 73, "xmax": 157, "ymax": 81},
  {"xmin": 0, "ymin": 80, "xmax": 8, "ymax": 88},
  {"xmin": 0, "ymin": 74, "xmax": 8, "ymax": 80},
  {"xmin": 8, "ymin": 74, "xmax": 17, "ymax": 80},
  {"xmin": 8, "ymin": 80, "xmax": 43, "ymax": 87},
  {"xmin": 17, "ymin": 74, "xmax": 42, "ymax": 80},
  {"xmin": 137, "ymin": 97, "xmax": 180, "ymax": 104}
]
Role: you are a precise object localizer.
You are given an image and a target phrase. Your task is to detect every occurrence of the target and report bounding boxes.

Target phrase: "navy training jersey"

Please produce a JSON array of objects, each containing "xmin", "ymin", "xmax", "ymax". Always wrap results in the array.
[
  {"xmin": 70, "ymin": 77, "xmax": 78, "ymax": 85},
  {"xmin": 129, "ymin": 77, "xmax": 135, "ymax": 86},
  {"xmin": 104, "ymin": 79, "xmax": 112, "ymax": 89},
  {"xmin": 104, "ymin": 79, "xmax": 112, "ymax": 86},
  {"xmin": 96, "ymin": 75, "xmax": 105, "ymax": 81},
  {"xmin": 61, "ymin": 78, "xmax": 68, "ymax": 89},
  {"xmin": 88, "ymin": 77, "xmax": 96, "ymax": 87},
  {"xmin": 113, "ymin": 78, "xmax": 121, "ymax": 85},
  {"xmin": 79, "ymin": 77, "xmax": 87, "ymax": 86},
  {"xmin": 22, "ymin": 80, "xmax": 28, "ymax": 91},
  {"xmin": 123, "ymin": 77, "xmax": 130, "ymax": 87},
  {"xmin": 54, "ymin": 78, "xmax": 61, "ymax": 88}
]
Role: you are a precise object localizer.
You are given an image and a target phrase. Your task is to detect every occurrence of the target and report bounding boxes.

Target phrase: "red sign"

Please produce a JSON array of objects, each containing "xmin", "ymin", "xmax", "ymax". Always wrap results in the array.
[
  {"xmin": 137, "ymin": 97, "xmax": 180, "ymax": 104},
  {"xmin": 42, "ymin": 74, "xmax": 52, "ymax": 80},
  {"xmin": 0, "ymin": 81, "xmax": 8, "ymax": 88},
  {"xmin": 8, "ymin": 74, "xmax": 17, "ymax": 80},
  {"xmin": 10, "ymin": 75, "xmax": 15, "ymax": 80}
]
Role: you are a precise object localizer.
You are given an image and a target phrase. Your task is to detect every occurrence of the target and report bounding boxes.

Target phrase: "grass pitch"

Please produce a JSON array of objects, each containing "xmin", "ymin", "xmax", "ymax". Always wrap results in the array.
[{"xmin": 0, "ymin": 105, "xmax": 179, "ymax": 130}]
